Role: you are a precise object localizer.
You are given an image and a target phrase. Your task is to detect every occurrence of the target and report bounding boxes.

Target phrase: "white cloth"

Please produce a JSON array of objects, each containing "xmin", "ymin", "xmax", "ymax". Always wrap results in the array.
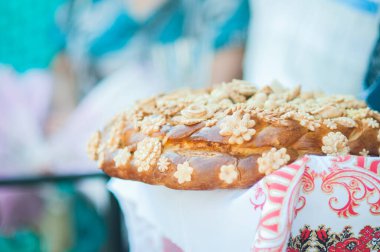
[
  {"xmin": 109, "ymin": 180, "xmax": 259, "ymax": 252},
  {"xmin": 109, "ymin": 155, "xmax": 380, "ymax": 252},
  {"xmin": 244, "ymin": 0, "xmax": 380, "ymax": 95}
]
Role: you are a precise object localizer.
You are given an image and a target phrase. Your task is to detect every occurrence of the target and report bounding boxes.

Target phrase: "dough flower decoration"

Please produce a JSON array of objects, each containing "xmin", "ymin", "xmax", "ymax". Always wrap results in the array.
[
  {"xmin": 281, "ymin": 111, "xmax": 321, "ymax": 131},
  {"xmin": 87, "ymin": 131, "xmax": 102, "ymax": 160},
  {"xmin": 299, "ymin": 114, "xmax": 321, "ymax": 131},
  {"xmin": 219, "ymin": 111, "xmax": 256, "ymax": 144},
  {"xmin": 174, "ymin": 161, "xmax": 193, "ymax": 184},
  {"xmin": 323, "ymin": 119, "xmax": 338, "ymax": 130},
  {"xmin": 157, "ymin": 156, "xmax": 170, "ymax": 172},
  {"xmin": 107, "ymin": 113, "xmax": 127, "ymax": 151},
  {"xmin": 346, "ymin": 108, "xmax": 369, "ymax": 120},
  {"xmin": 359, "ymin": 149, "xmax": 369, "ymax": 156},
  {"xmin": 172, "ymin": 103, "xmax": 213, "ymax": 125},
  {"xmin": 321, "ymin": 132, "xmax": 350, "ymax": 156},
  {"xmin": 257, "ymin": 148, "xmax": 290, "ymax": 175},
  {"xmin": 211, "ymin": 80, "xmax": 256, "ymax": 103},
  {"xmin": 114, "ymin": 147, "xmax": 132, "ymax": 168},
  {"xmin": 362, "ymin": 118, "xmax": 379, "ymax": 129},
  {"xmin": 134, "ymin": 137, "xmax": 162, "ymax": 172},
  {"xmin": 219, "ymin": 164, "xmax": 239, "ymax": 184},
  {"xmin": 140, "ymin": 115, "xmax": 166, "ymax": 135},
  {"xmin": 333, "ymin": 117, "xmax": 357, "ymax": 128}
]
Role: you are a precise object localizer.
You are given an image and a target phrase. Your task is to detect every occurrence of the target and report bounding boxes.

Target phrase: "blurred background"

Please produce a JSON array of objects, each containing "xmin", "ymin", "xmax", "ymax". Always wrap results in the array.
[{"xmin": 0, "ymin": 0, "xmax": 379, "ymax": 251}]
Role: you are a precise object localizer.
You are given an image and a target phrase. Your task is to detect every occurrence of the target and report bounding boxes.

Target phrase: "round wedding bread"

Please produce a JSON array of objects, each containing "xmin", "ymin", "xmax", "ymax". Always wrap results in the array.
[{"xmin": 88, "ymin": 80, "xmax": 380, "ymax": 190}]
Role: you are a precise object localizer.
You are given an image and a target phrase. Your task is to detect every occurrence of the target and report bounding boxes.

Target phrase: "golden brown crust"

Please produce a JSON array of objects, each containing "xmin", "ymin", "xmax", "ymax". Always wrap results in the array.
[{"xmin": 87, "ymin": 80, "xmax": 380, "ymax": 190}]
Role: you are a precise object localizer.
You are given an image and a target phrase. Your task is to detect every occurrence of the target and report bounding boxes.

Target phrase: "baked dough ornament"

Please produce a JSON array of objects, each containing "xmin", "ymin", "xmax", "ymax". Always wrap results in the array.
[{"xmin": 88, "ymin": 80, "xmax": 380, "ymax": 190}]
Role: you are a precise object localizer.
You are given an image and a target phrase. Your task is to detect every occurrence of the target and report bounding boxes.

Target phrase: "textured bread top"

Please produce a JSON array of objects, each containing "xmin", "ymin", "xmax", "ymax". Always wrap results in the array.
[{"xmin": 88, "ymin": 80, "xmax": 380, "ymax": 190}]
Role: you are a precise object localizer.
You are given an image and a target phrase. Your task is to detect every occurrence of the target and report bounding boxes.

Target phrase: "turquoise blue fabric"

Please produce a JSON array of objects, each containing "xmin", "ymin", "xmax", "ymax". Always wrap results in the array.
[
  {"xmin": 0, "ymin": 0, "xmax": 65, "ymax": 72},
  {"xmin": 155, "ymin": 3, "xmax": 185, "ymax": 44},
  {"xmin": 89, "ymin": 0, "xmax": 249, "ymax": 58},
  {"xmin": 334, "ymin": 0, "xmax": 379, "ymax": 14},
  {"xmin": 0, "ymin": 230, "xmax": 42, "ymax": 252},
  {"xmin": 58, "ymin": 183, "xmax": 106, "ymax": 252},
  {"xmin": 213, "ymin": 0, "xmax": 250, "ymax": 49},
  {"xmin": 90, "ymin": 1, "xmax": 185, "ymax": 57},
  {"xmin": 69, "ymin": 191, "xmax": 106, "ymax": 252},
  {"xmin": 366, "ymin": 79, "xmax": 380, "ymax": 111},
  {"xmin": 89, "ymin": 12, "xmax": 141, "ymax": 57},
  {"xmin": 364, "ymin": 21, "xmax": 380, "ymax": 111}
]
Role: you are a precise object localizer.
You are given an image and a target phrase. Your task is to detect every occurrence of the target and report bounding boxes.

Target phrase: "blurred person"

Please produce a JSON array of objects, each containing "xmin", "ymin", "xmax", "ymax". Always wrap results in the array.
[
  {"xmin": 62, "ymin": 0, "xmax": 249, "ymax": 95},
  {"xmin": 52, "ymin": 0, "xmax": 250, "ymax": 167},
  {"xmin": 51, "ymin": 1, "xmax": 250, "ymax": 250},
  {"xmin": 244, "ymin": 0, "xmax": 380, "ymax": 97}
]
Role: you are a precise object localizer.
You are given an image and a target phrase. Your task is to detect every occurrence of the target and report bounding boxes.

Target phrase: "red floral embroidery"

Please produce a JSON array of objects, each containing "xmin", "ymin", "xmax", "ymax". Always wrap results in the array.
[
  {"xmin": 286, "ymin": 249, "xmax": 298, "ymax": 252},
  {"xmin": 300, "ymin": 227, "xmax": 311, "ymax": 243},
  {"xmin": 287, "ymin": 225, "xmax": 380, "ymax": 251},
  {"xmin": 316, "ymin": 228, "xmax": 328, "ymax": 243},
  {"xmin": 359, "ymin": 226, "xmax": 374, "ymax": 244},
  {"xmin": 328, "ymin": 237, "xmax": 370, "ymax": 252}
]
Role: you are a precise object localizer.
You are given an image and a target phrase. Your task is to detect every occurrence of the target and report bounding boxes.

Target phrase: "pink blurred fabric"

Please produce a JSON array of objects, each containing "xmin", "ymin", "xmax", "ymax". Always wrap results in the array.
[
  {"xmin": 0, "ymin": 187, "xmax": 43, "ymax": 233},
  {"xmin": 0, "ymin": 66, "xmax": 52, "ymax": 175},
  {"xmin": 162, "ymin": 237, "xmax": 183, "ymax": 252},
  {"xmin": 0, "ymin": 66, "xmax": 52, "ymax": 232}
]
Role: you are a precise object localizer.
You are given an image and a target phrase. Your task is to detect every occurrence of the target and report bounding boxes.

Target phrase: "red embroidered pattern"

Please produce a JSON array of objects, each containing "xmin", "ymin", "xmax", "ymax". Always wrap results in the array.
[
  {"xmin": 287, "ymin": 225, "xmax": 380, "ymax": 252},
  {"xmin": 321, "ymin": 166, "xmax": 380, "ymax": 217},
  {"xmin": 298, "ymin": 156, "xmax": 380, "ymax": 218},
  {"xmin": 250, "ymin": 156, "xmax": 380, "ymax": 251},
  {"xmin": 250, "ymin": 186, "xmax": 266, "ymax": 210}
]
